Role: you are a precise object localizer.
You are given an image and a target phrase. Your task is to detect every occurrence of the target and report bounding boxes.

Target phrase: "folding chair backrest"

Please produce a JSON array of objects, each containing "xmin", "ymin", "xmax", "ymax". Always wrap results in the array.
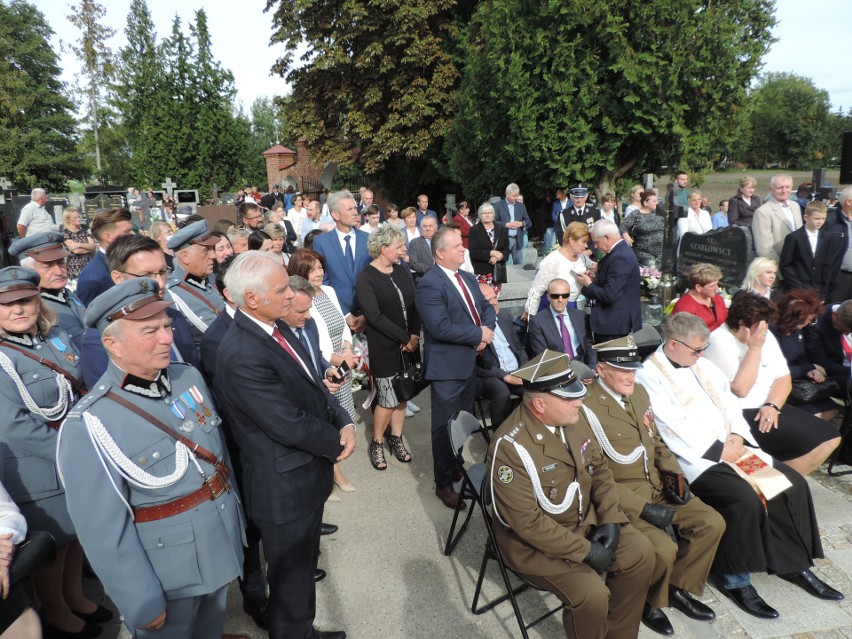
[{"xmin": 449, "ymin": 410, "xmax": 484, "ymax": 455}]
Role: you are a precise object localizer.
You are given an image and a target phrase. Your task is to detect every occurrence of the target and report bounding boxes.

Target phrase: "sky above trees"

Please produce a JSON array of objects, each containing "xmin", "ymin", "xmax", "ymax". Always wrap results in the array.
[{"xmin": 36, "ymin": 0, "xmax": 852, "ymax": 112}]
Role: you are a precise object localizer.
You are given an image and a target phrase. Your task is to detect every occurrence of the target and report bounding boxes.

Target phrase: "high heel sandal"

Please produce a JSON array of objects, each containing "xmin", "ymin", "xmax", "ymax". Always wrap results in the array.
[
  {"xmin": 369, "ymin": 440, "xmax": 387, "ymax": 470},
  {"xmin": 386, "ymin": 434, "xmax": 412, "ymax": 463}
]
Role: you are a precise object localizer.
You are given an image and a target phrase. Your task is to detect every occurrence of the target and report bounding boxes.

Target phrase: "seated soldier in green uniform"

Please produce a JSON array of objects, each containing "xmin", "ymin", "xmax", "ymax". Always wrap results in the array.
[{"xmin": 485, "ymin": 350, "xmax": 655, "ymax": 639}]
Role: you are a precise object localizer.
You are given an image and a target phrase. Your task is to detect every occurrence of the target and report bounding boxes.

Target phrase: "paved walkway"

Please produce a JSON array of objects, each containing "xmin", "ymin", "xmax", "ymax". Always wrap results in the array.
[{"xmin": 90, "ymin": 384, "xmax": 852, "ymax": 639}]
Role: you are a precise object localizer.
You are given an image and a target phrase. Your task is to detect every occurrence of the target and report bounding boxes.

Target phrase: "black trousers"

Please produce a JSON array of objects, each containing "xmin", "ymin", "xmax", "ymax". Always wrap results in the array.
[
  {"xmin": 255, "ymin": 506, "xmax": 323, "ymax": 639},
  {"xmin": 476, "ymin": 376, "xmax": 523, "ymax": 431},
  {"xmin": 691, "ymin": 461, "xmax": 822, "ymax": 576},
  {"xmin": 239, "ymin": 520, "xmax": 266, "ymax": 604}
]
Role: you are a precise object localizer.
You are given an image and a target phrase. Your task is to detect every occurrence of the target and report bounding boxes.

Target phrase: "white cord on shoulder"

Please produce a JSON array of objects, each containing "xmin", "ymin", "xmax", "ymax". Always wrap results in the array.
[
  {"xmin": 490, "ymin": 436, "xmax": 582, "ymax": 529},
  {"xmin": 0, "ymin": 350, "xmax": 72, "ymax": 419},
  {"xmin": 167, "ymin": 290, "xmax": 208, "ymax": 333},
  {"xmin": 83, "ymin": 411, "xmax": 190, "ymax": 489},
  {"xmin": 582, "ymin": 404, "xmax": 647, "ymax": 478}
]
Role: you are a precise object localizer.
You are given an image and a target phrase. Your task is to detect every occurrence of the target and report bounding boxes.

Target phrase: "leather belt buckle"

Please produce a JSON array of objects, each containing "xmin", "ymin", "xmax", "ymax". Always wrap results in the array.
[{"xmin": 205, "ymin": 472, "xmax": 230, "ymax": 500}]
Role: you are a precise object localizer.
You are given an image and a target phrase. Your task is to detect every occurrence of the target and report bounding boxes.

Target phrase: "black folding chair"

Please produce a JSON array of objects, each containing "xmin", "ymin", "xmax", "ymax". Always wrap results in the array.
[
  {"xmin": 445, "ymin": 411, "xmax": 486, "ymax": 555},
  {"xmin": 472, "ymin": 475, "xmax": 564, "ymax": 638},
  {"xmin": 473, "ymin": 395, "xmax": 493, "ymax": 443},
  {"xmin": 828, "ymin": 378, "xmax": 852, "ymax": 476}
]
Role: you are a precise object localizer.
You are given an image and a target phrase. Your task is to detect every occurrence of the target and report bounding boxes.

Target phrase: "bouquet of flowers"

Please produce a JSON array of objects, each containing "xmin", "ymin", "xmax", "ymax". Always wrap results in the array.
[{"xmin": 640, "ymin": 265, "xmax": 662, "ymax": 290}]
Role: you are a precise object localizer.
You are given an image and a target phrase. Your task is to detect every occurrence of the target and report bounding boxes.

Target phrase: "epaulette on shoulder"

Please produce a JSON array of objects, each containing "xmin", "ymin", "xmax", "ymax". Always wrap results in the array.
[
  {"xmin": 66, "ymin": 380, "xmax": 113, "ymax": 419},
  {"xmin": 502, "ymin": 422, "xmax": 523, "ymax": 442}
]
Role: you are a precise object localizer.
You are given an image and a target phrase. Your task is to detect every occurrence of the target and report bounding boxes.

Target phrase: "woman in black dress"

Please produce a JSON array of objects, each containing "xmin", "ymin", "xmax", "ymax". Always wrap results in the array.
[
  {"xmin": 355, "ymin": 225, "xmax": 422, "ymax": 470},
  {"xmin": 771, "ymin": 289, "xmax": 840, "ymax": 420},
  {"xmin": 468, "ymin": 202, "xmax": 509, "ymax": 294}
]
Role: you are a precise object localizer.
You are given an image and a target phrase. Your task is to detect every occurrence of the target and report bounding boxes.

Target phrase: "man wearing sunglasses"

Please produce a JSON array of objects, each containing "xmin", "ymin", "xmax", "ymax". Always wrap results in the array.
[{"xmin": 528, "ymin": 278, "xmax": 595, "ymax": 379}]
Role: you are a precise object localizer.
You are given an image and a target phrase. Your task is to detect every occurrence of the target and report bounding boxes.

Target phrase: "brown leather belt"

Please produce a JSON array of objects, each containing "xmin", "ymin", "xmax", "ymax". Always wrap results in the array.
[{"xmin": 133, "ymin": 471, "xmax": 231, "ymax": 523}]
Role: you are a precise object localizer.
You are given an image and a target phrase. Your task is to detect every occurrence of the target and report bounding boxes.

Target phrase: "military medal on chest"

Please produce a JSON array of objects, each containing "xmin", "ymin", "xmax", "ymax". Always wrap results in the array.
[
  {"xmin": 51, "ymin": 336, "xmax": 78, "ymax": 363},
  {"xmin": 178, "ymin": 389, "xmax": 206, "ymax": 426},
  {"xmin": 169, "ymin": 399, "xmax": 195, "ymax": 432}
]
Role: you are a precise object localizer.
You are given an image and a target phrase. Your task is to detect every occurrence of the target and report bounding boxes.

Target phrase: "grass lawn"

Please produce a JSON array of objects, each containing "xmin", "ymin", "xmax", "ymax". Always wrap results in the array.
[{"xmin": 650, "ymin": 168, "xmax": 843, "ymax": 212}]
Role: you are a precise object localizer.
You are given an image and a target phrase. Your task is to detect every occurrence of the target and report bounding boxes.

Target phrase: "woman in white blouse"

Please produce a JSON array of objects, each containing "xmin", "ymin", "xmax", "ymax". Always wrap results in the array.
[
  {"xmin": 286, "ymin": 194, "xmax": 308, "ymax": 238},
  {"xmin": 677, "ymin": 191, "xmax": 713, "ymax": 242},
  {"xmin": 522, "ymin": 222, "xmax": 594, "ymax": 318}
]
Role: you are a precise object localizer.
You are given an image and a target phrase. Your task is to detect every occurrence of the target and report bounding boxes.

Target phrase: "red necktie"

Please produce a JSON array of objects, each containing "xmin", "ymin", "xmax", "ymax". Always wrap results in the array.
[
  {"xmin": 455, "ymin": 272, "xmax": 481, "ymax": 324},
  {"xmin": 272, "ymin": 326, "xmax": 315, "ymax": 380}
]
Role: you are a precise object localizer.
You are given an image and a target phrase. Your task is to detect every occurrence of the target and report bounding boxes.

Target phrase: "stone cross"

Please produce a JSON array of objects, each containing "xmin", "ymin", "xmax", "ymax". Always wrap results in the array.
[
  {"xmin": 0, "ymin": 177, "xmax": 11, "ymax": 191},
  {"xmin": 160, "ymin": 177, "xmax": 177, "ymax": 196}
]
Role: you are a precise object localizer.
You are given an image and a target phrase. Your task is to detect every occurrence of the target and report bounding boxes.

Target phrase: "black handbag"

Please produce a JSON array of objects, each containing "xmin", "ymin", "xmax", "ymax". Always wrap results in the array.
[
  {"xmin": 9, "ymin": 531, "xmax": 56, "ymax": 587},
  {"xmin": 788, "ymin": 378, "xmax": 841, "ymax": 405},
  {"xmin": 391, "ymin": 350, "xmax": 430, "ymax": 402},
  {"xmin": 492, "ymin": 261, "xmax": 507, "ymax": 284}
]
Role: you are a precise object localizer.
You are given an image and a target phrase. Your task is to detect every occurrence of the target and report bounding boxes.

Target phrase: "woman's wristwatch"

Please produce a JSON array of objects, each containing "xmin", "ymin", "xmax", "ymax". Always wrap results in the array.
[{"xmin": 762, "ymin": 402, "xmax": 781, "ymax": 413}]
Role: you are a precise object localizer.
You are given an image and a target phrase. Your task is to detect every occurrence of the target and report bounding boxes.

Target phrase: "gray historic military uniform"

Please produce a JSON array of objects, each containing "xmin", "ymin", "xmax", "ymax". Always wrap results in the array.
[
  {"xmin": 0, "ymin": 267, "xmax": 82, "ymax": 545},
  {"xmin": 165, "ymin": 222, "xmax": 223, "ymax": 350},
  {"xmin": 8, "ymin": 231, "xmax": 87, "ymax": 350},
  {"xmin": 57, "ymin": 279, "xmax": 244, "ymax": 638}
]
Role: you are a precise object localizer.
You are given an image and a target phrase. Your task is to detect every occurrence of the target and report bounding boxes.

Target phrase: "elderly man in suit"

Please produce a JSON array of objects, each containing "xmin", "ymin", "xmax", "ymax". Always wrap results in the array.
[
  {"xmin": 583, "ymin": 335, "xmax": 725, "ymax": 635},
  {"xmin": 312, "ymin": 190, "xmax": 371, "ymax": 334},
  {"xmin": 475, "ymin": 283, "xmax": 528, "ymax": 430},
  {"xmin": 494, "ymin": 182, "xmax": 532, "ymax": 265},
  {"xmin": 215, "ymin": 251, "xmax": 354, "ymax": 639},
  {"xmin": 753, "ymin": 174, "xmax": 802, "ymax": 262},
  {"xmin": 58, "ymin": 278, "xmax": 247, "ymax": 639},
  {"xmin": 528, "ymin": 277, "xmax": 596, "ymax": 374},
  {"xmin": 408, "ymin": 215, "xmax": 437, "ymax": 277},
  {"xmin": 575, "ymin": 219, "xmax": 642, "ymax": 343},
  {"xmin": 822, "ymin": 185, "xmax": 852, "ymax": 303},
  {"xmin": 416, "ymin": 226, "xmax": 496, "ymax": 509},
  {"xmin": 485, "ymin": 350, "xmax": 655, "ymax": 639}
]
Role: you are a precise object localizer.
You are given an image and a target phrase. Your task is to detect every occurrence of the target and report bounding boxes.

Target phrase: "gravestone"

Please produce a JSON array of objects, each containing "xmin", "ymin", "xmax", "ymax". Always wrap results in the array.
[
  {"xmin": 161, "ymin": 177, "xmax": 177, "ymax": 196},
  {"xmin": 676, "ymin": 226, "xmax": 752, "ymax": 292}
]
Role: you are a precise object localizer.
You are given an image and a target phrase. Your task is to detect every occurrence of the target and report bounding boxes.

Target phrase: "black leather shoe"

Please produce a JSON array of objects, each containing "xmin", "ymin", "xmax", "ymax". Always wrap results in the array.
[
  {"xmin": 641, "ymin": 604, "xmax": 674, "ymax": 636},
  {"xmin": 70, "ymin": 605, "xmax": 114, "ymax": 624},
  {"xmin": 668, "ymin": 586, "xmax": 716, "ymax": 621},
  {"xmin": 779, "ymin": 569, "xmax": 844, "ymax": 601},
  {"xmin": 320, "ymin": 522, "xmax": 338, "ymax": 536},
  {"xmin": 314, "ymin": 568, "xmax": 326, "ymax": 582},
  {"xmin": 314, "ymin": 631, "xmax": 346, "ymax": 639},
  {"xmin": 714, "ymin": 581, "xmax": 779, "ymax": 619},
  {"xmin": 242, "ymin": 598, "xmax": 269, "ymax": 630}
]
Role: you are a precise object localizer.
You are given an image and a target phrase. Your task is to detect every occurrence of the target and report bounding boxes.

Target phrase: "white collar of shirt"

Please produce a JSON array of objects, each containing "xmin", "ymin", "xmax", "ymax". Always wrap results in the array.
[
  {"xmin": 607, "ymin": 238, "xmax": 624, "ymax": 252},
  {"xmin": 225, "ymin": 305, "xmax": 237, "ymax": 318},
  {"xmin": 238, "ymin": 308, "xmax": 274, "ymax": 336},
  {"xmin": 806, "ymin": 228, "xmax": 819, "ymax": 239},
  {"xmin": 335, "ymin": 228, "xmax": 355, "ymax": 253}
]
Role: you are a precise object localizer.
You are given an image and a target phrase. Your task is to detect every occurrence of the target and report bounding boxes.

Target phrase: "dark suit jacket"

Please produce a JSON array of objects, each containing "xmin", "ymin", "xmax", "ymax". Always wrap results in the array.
[
  {"xmin": 493, "ymin": 199, "xmax": 532, "ymax": 242},
  {"xmin": 215, "ymin": 310, "xmax": 350, "ymax": 524},
  {"xmin": 200, "ymin": 309, "xmax": 233, "ymax": 391},
  {"xmin": 415, "ymin": 265, "xmax": 496, "ymax": 381},
  {"xmin": 79, "ymin": 306, "xmax": 198, "ymax": 390},
  {"xmin": 312, "ymin": 228, "xmax": 371, "ymax": 315},
  {"xmin": 477, "ymin": 311, "xmax": 529, "ymax": 379},
  {"xmin": 727, "ymin": 193, "xmax": 761, "ymax": 227},
  {"xmin": 468, "ymin": 223, "xmax": 509, "ymax": 275},
  {"xmin": 75, "ymin": 251, "xmax": 112, "ymax": 307},
  {"xmin": 527, "ymin": 307, "xmax": 596, "ymax": 365},
  {"xmin": 779, "ymin": 226, "xmax": 842, "ymax": 298},
  {"xmin": 581, "ymin": 240, "xmax": 642, "ymax": 335},
  {"xmin": 805, "ymin": 310, "xmax": 848, "ymax": 379},
  {"xmin": 408, "ymin": 236, "xmax": 434, "ymax": 277}
]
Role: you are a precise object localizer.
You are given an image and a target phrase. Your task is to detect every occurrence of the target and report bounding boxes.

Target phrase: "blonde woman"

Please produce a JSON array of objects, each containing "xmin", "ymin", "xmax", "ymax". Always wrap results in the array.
[
  {"xmin": 523, "ymin": 222, "xmax": 594, "ymax": 318},
  {"xmin": 61, "ymin": 207, "xmax": 95, "ymax": 280},
  {"xmin": 740, "ymin": 257, "xmax": 778, "ymax": 299}
]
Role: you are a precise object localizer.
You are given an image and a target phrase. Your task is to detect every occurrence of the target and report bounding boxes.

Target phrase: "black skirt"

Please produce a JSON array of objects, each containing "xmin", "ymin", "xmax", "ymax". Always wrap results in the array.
[{"xmin": 742, "ymin": 404, "xmax": 839, "ymax": 461}]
